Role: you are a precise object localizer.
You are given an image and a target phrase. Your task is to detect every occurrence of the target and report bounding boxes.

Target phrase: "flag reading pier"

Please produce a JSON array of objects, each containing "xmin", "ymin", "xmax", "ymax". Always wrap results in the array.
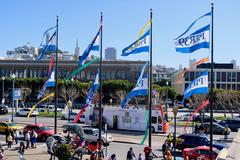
[{"xmin": 54, "ymin": 16, "xmax": 59, "ymax": 134}]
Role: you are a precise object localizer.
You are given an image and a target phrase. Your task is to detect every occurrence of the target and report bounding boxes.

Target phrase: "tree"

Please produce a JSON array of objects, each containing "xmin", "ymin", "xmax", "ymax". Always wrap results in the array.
[{"xmin": 20, "ymin": 87, "xmax": 31, "ymax": 108}]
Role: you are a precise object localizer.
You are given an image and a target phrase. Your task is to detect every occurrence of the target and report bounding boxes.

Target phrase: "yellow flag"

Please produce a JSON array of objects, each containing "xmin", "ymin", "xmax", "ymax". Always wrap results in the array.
[{"xmin": 27, "ymin": 93, "xmax": 54, "ymax": 118}]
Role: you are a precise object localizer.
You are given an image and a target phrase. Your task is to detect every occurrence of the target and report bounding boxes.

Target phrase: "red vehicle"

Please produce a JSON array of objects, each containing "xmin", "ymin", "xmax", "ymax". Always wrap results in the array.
[
  {"xmin": 182, "ymin": 146, "xmax": 219, "ymax": 160},
  {"xmin": 23, "ymin": 123, "xmax": 54, "ymax": 141}
]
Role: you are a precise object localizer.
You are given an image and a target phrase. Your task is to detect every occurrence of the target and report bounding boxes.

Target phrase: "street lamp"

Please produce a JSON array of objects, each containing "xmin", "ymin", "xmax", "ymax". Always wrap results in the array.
[
  {"xmin": 165, "ymin": 81, "xmax": 169, "ymax": 122},
  {"xmin": 67, "ymin": 100, "xmax": 72, "ymax": 123},
  {"xmin": 2, "ymin": 76, "xmax": 5, "ymax": 105},
  {"xmin": 12, "ymin": 73, "xmax": 16, "ymax": 122},
  {"xmin": 172, "ymin": 106, "xmax": 178, "ymax": 160}
]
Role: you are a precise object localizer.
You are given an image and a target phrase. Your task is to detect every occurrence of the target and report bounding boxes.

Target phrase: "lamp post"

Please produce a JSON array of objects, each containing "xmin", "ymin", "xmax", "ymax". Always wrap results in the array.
[
  {"xmin": 172, "ymin": 106, "xmax": 178, "ymax": 160},
  {"xmin": 2, "ymin": 76, "xmax": 5, "ymax": 105},
  {"xmin": 165, "ymin": 81, "xmax": 169, "ymax": 122},
  {"xmin": 67, "ymin": 100, "xmax": 72, "ymax": 123},
  {"xmin": 12, "ymin": 73, "xmax": 16, "ymax": 122},
  {"xmin": 71, "ymin": 78, "xmax": 74, "ymax": 113}
]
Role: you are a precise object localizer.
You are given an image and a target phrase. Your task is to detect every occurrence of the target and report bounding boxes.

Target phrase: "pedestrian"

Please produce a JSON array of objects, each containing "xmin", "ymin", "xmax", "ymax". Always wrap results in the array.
[
  {"xmin": 194, "ymin": 124, "xmax": 199, "ymax": 134},
  {"xmin": 126, "ymin": 147, "xmax": 136, "ymax": 160},
  {"xmin": 19, "ymin": 141, "xmax": 25, "ymax": 160},
  {"xmin": 15, "ymin": 129, "xmax": 20, "ymax": 145},
  {"xmin": 4, "ymin": 128, "xmax": 9, "ymax": 143},
  {"xmin": 25, "ymin": 131, "xmax": 30, "ymax": 149},
  {"xmin": 0, "ymin": 148, "xmax": 5, "ymax": 160},
  {"xmin": 108, "ymin": 154, "xmax": 116, "ymax": 160},
  {"xmin": 224, "ymin": 125, "xmax": 230, "ymax": 140},
  {"xmin": 11, "ymin": 130, "xmax": 15, "ymax": 144},
  {"xmin": 138, "ymin": 153, "xmax": 144, "ymax": 160},
  {"xmin": 144, "ymin": 146, "xmax": 152, "ymax": 160},
  {"xmin": 7, "ymin": 133, "xmax": 13, "ymax": 149},
  {"xmin": 32, "ymin": 130, "xmax": 38, "ymax": 148},
  {"xmin": 165, "ymin": 149, "xmax": 172, "ymax": 160},
  {"xmin": 162, "ymin": 140, "xmax": 168, "ymax": 159}
]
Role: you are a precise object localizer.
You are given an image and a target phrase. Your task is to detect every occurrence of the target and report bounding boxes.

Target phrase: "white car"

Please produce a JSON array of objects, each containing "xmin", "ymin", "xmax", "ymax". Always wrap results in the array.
[
  {"xmin": 61, "ymin": 112, "xmax": 85, "ymax": 123},
  {"xmin": 83, "ymin": 127, "xmax": 113, "ymax": 144},
  {"xmin": 16, "ymin": 108, "xmax": 39, "ymax": 117},
  {"xmin": 38, "ymin": 105, "xmax": 63, "ymax": 112}
]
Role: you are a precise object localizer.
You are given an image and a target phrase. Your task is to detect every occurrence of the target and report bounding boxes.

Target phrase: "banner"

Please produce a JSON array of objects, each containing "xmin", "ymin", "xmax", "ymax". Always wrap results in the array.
[
  {"xmin": 27, "ymin": 93, "xmax": 54, "ymax": 118},
  {"xmin": 78, "ymin": 28, "xmax": 100, "ymax": 66},
  {"xmin": 121, "ymin": 62, "xmax": 148, "ymax": 108},
  {"xmin": 67, "ymin": 57, "xmax": 99, "ymax": 80},
  {"xmin": 183, "ymin": 99, "xmax": 209, "ymax": 130},
  {"xmin": 122, "ymin": 30, "xmax": 150, "ymax": 56},
  {"xmin": 175, "ymin": 25, "xmax": 210, "ymax": 53},
  {"xmin": 183, "ymin": 70, "xmax": 208, "ymax": 101}
]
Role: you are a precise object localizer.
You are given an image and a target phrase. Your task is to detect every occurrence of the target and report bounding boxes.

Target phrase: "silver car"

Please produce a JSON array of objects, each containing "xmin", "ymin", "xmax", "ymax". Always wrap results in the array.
[{"xmin": 83, "ymin": 127, "xmax": 113, "ymax": 144}]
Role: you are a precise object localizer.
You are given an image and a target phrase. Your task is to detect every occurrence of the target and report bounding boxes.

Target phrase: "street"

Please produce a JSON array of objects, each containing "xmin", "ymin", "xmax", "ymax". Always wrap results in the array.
[{"xmin": 0, "ymin": 114, "xmax": 236, "ymax": 159}]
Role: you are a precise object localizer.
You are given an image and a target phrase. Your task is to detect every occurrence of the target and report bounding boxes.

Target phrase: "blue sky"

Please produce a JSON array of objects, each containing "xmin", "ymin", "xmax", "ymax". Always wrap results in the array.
[{"xmin": 0, "ymin": 0, "xmax": 240, "ymax": 69}]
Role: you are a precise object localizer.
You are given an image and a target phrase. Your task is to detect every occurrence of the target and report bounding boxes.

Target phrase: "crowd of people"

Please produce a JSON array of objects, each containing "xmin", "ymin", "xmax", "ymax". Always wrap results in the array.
[{"xmin": 1, "ymin": 128, "xmax": 38, "ymax": 160}]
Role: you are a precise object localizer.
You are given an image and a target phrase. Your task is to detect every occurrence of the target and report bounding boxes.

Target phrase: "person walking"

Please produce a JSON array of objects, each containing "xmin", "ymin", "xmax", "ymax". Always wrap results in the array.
[
  {"xmin": 0, "ymin": 148, "xmax": 5, "ymax": 160},
  {"xmin": 32, "ymin": 130, "xmax": 38, "ymax": 148},
  {"xmin": 7, "ymin": 133, "xmax": 13, "ymax": 149},
  {"xmin": 138, "ymin": 153, "xmax": 144, "ymax": 160},
  {"xmin": 108, "ymin": 154, "xmax": 116, "ymax": 160},
  {"xmin": 15, "ymin": 129, "xmax": 20, "ymax": 145},
  {"xmin": 19, "ymin": 141, "xmax": 25, "ymax": 160},
  {"xmin": 126, "ymin": 147, "xmax": 136, "ymax": 160},
  {"xmin": 224, "ymin": 125, "xmax": 230, "ymax": 140},
  {"xmin": 4, "ymin": 128, "xmax": 9, "ymax": 144},
  {"xmin": 25, "ymin": 131, "xmax": 30, "ymax": 149}
]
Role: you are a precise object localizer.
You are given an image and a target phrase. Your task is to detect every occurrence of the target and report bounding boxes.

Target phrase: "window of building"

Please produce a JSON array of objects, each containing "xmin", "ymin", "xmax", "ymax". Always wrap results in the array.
[
  {"xmin": 217, "ymin": 72, "xmax": 220, "ymax": 82},
  {"xmin": 221, "ymin": 72, "xmax": 226, "ymax": 82},
  {"xmin": 227, "ymin": 72, "xmax": 231, "ymax": 82},
  {"xmin": 232, "ymin": 84, "xmax": 236, "ymax": 90},
  {"xmin": 190, "ymin": 72, "xmax": 194, "ymax": 81},
  {"xmin": 216, "ymin": 83, "xmax": 220, "ymax": 89},
  {"xmin": 232, "ymin": 72, "xmax": 236, "ymax": 82},
  {"xmin": 227, "ymin": 84, "xmax": 231, "ymax": 90},
  {"xmin": 237, "ymin": 72, "xmax": 240, "ymax": 82},
  {"xmin": 221, "ymin": 84, "xmax": 226, "ymax": 89},
  {"xmin": 237, "ymin": 84, "xmax": 240, "ymax": 90},
  {"xmin": 185, "ymin": 72, "xmax": 189, "ymax": 81}
]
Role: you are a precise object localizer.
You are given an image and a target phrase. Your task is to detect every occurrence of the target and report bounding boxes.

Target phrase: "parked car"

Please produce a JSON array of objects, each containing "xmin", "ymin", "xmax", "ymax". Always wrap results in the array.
[
  {"xmin": 202, "ymin": 122, "xmax": 231, "ymax": 135},
  {"xmin": 23, "ymin": 123, "xmax": 54, "ymax": 141},
  {"xmin": 180, "ymin": 113, "xmax": 198, "ymax": 121},
  {"xmin": 82, "ymin": 127, "xmax": 113, "ymax": 145},
  {"xmin": 175, "ymin": 133, "xmax": 228, "ymax": 151},
  {"xmin": 218, "ymin": 119, "xmax": 240, "ymax": 132},
  {"xmin": 61, "ymin": 112, "xmax": 85, "ymax": 123},
  {"xmin": 38, "ymin": 104, "xmax": 63, "ymax": 112},
  {"xmin": 16, "ymin": 108, "xmax": 39, "ymax": 117},
  {"xmin": 194, "ymin": 114, "xmax": 218, "ymax": 123},
  {"xmin": 182, "ymin": 146, "xmax": 219, "ymax": 160},
  {"xmin": 0, "ymin": 121, "xmax": 23, "ymax": 133},
  {"xmin": 0, "ymin": 105, "xmax": 8, "ymax": 115}
]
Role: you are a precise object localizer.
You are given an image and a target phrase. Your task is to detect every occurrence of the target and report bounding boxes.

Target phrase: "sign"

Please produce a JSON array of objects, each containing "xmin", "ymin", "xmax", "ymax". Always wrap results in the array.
[{"xmin": 13, "ymin": 89, "xmax": 22, "ymax": 100}]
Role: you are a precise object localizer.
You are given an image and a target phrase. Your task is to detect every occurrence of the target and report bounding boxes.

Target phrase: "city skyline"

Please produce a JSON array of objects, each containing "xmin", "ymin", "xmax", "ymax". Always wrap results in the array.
[{"xmin": 0, "ymin": 0, "xmax": 240, "ymax": 68}]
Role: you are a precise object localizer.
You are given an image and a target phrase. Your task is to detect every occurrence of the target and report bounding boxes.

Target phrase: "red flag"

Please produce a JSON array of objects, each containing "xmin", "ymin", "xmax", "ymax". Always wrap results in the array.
[
  {"xmin": 73, "ymin": 103, "xmax": 91, "ymax": 123},
  {"xmin": 48, "ymin": 57, "xmax": 54, "ymax": 76},
  {"xmin": 183, "ymin": 99, "xmax": 209, "ymax": 130}
]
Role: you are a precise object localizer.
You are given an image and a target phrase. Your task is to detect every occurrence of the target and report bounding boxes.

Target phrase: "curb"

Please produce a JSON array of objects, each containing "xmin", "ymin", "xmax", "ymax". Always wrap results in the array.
[{"xmin": 113, "ymin": 140, "xmax": 141, "ymax": 145}]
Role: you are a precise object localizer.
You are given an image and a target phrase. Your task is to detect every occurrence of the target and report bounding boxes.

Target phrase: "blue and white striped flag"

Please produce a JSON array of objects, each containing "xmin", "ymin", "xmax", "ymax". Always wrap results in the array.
[
  {"xmin": 183, "ymin": 70, "xmax": 208, "ymax": 101},
  {"xmin": 85, "ymin": 70, "xmax": 100, "ymax": 104},
  {"xmin": 36, "ymin": 26, "xmax": 57, "ymax": 61},
  {"xmin": 121, "ymin": 62, "xmax": 148, "ymax": 108},
  {"xmin": 175, "ymin": 12, "xmax": 211, "ymax": 54},
  {"xmin": 78, "ymin": 28, "xmax": 100, "ymax": 66},
  {"xmin": 37, "ymin": 70, "xmax": 55, "ymax": 99},
  {"xmin": 122, "ymin": 29, "xmax": 150, "ymax": 56}
]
